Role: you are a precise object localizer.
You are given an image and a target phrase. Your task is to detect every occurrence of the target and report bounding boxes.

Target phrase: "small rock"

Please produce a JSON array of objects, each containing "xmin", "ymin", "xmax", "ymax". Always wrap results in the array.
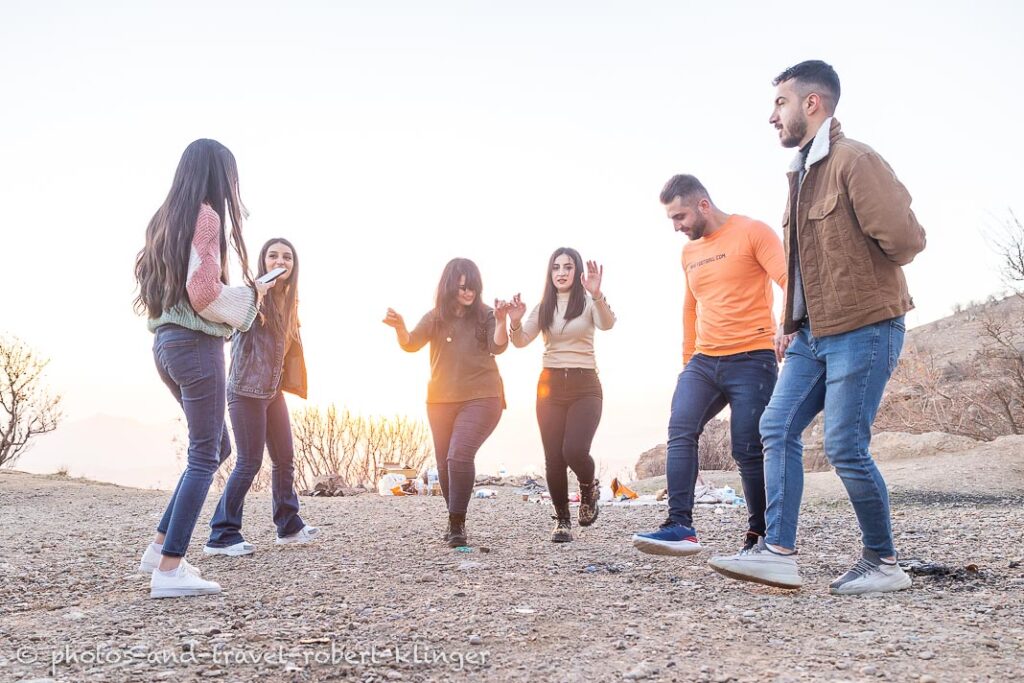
[
  {"xmin": 835, "ymin": 662, "xmax": 849, "ymax": 670},
  {"xmin": 861, "ymin": 665, "xmax": 877, "ymax": 675},
  {"xmin": 468, "ymin": 634, "xmax": 483, "ymax": 645},
  {"xmin": 919, "ymin": 676, "xmax": 937, "ymax": 683},
  {"xmin": 614, "ymin": 639, "xmax": 627, "ymax": 650},
  {"xmin": 918, "ymin": 651, "xmax": 935, "ymax": 660},
  {"xmin": 623, "ymin": 662, "xmax": 650, "ymax": 680},
  {"xmin": 386, "ymin": 671, "xmax": 403, "ymax": 680},
  {"xmin": 65, "ymin": 611, "xmax": 86, "ymax": 621}
]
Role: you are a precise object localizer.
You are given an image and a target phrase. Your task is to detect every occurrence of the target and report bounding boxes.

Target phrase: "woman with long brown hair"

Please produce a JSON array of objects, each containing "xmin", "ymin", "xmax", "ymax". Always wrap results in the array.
[
  {"xmin": 204, "ymin": 237, "xmax": 318, "ymax": 557},
  {"xmin": 383, "ymin": 258, "xmax": 507, "ymax": 548},
  {"xmin": 501, "ymin": 247, "xmax": 615, "ymax": 542},
  {"xmin": 134, "ymin": 139, "xmax": 273, "ymax": 598}
]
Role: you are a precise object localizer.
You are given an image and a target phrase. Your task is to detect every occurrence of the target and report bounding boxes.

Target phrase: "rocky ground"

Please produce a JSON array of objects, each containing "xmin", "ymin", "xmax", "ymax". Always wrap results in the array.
[{"xmin": 1, "ymin": 455, "xmax": 1022, "ymax": 683}]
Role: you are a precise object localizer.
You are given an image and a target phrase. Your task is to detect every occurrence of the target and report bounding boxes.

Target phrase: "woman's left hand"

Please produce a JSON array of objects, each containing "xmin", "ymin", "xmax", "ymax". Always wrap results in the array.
[
  {"xmin": 494, "ymin": 299, "xmax": 510, "ymax": 324},
  {"xmin": 581, "ymin": 260, "xmax": 603, "ymax": 299}
]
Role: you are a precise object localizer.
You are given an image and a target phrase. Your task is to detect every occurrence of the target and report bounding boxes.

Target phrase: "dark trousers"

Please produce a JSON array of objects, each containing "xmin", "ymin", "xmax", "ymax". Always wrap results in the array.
[
  {"xmin": 207, "ymin": 390, "xmax": 305, "ymax": 547},
  {"xmin": 426, "ymin": 397, "xmax": 503, "ymax": 515},
  {"xmin": 666, "ymin": 350, "xmax": 777, "ymax": 535},
  {"xmin": 153, "ymin": 325, "xmax": 231, "ymax": 558},
  {"xmin": 536, "ymin": 368, "xmax": 602, "ymax": 506}
]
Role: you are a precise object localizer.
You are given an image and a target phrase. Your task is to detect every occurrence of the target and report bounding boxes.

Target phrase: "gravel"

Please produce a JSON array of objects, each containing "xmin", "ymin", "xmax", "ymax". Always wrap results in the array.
[{"xmin": 1, "ymin": 468, "xmax": 1022, "ymax": 682}]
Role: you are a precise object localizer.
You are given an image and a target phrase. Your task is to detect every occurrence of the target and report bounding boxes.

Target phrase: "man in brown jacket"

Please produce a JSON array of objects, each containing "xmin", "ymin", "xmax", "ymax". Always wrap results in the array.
[{"xmin": 709, "ymin": 60, "xmax": 926, "ymax": 595}]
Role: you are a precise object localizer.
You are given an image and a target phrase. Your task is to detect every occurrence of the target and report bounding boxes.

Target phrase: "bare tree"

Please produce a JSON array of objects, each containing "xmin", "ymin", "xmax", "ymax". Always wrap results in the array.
[
  {"xmin": 0, "ymin": 334, "xmax": 63, "ymax": 468},
  {"xmin": 991, "ymin": 210, "xmax": 1024, "ymax": 293},
  {"xmin": 291, "ymin": 404, "xmax": 433, "ymax": 491}
]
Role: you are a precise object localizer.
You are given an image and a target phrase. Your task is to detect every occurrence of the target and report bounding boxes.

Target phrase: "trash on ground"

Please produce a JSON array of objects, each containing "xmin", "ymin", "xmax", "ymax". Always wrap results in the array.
[
  {"xmin": 610, "ymin": 478, "xmax": 638, "ymax": 500},
  {"xmin": 474, "ymin": 488, "xmax": 496, "ymax": 498}
]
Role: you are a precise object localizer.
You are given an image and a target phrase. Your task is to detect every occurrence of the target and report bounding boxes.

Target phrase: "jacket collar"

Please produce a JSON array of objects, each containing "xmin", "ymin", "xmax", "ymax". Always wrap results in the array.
[{"xmin": 788, "ymin": 117, "xmax": 838, "ymax": 173}]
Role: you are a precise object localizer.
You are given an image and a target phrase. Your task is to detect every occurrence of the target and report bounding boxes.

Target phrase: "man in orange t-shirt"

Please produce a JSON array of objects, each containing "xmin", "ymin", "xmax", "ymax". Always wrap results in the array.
[{"xmin": 633, "ymin": 174, "xmax": 787, "ymax": 557}]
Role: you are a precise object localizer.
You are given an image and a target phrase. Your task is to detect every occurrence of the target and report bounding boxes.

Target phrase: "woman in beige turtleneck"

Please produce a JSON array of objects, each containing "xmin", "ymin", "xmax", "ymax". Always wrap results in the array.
[{"xmin": 495, "ymin": 247, "xmax": 616, "ymax": 542}]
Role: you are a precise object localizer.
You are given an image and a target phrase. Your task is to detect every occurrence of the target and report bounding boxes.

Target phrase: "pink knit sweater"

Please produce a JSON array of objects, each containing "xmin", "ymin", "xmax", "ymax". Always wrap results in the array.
[{"xmin": 185, "ymin": 204, "xmax": 256, "ymax": 329}]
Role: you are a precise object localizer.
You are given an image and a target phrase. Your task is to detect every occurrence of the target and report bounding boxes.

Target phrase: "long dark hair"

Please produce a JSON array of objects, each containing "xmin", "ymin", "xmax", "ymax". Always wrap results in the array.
[
  {"xmin": 134, "ymin": 139, "xmax": 252, "ymax": 318},
  {"xmin": 539, "ymin": 247, "xmax": 586, "ymax": 333},
  {"xmin": 257, "ymin": 238, "xmax": 300, "ymax": 342},
  {"xmin": 434, "ymin": 257, "xmax": 487, "ymax": 323}
]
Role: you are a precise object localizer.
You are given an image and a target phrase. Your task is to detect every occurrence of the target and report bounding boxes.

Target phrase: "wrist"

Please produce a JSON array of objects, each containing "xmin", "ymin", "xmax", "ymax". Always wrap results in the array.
[
  {"xmin": 592, "ymin": 292, "xmax": 605, "ymax": 302},
  {"xmin": 509, "ymin": 322, "xmax": 522, "ymax": 331}
]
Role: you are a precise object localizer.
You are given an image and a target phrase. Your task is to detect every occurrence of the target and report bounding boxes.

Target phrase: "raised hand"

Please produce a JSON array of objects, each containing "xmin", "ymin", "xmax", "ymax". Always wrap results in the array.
[
  {"xmin": 581, "ymin": 260, "xmax": 603, "ymax": 299},
  {"xmin": 382, "ymin": 308, "xmax": 406, "ymax": 330},
  {"xmin": 508, "ymin": 293, "xmax": 527, "ymax": 326},
  {"xmin": 493, "ymin": 298, "xmax": 510, "ymax": 325}
]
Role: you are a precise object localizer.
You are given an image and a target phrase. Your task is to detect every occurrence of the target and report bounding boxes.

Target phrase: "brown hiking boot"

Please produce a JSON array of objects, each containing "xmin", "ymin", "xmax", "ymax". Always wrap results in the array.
[
  {"xmin": 578, "ymin": 479, "xmax": 601, "ymax": 527},
  {"xmin": 447, "ymin": 513, "xmax": 467, "ymax": 548},
  {"xmin": 550, "ymin": 505, "xmax": 573, "ymax": 543}
]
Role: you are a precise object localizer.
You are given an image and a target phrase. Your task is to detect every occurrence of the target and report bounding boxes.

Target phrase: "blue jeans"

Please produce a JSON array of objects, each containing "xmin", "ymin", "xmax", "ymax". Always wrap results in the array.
[
  {"xmin": 666, "ymin": 351, "xmax": 778, "ymax": 534},
  {"xmin": 426, "ymin": 397, "xmax": 503, "ymax": 515},
  {"xmin": 153, "ymin": 325, "xmax": 232, "ymax": 558},
  {"xmin": 207, "ymin": 391, "xmax": 305, "ymax": 547},
  {"xmin": 761, "ymin": 316, "xmax": 906, "ymax": 556}
]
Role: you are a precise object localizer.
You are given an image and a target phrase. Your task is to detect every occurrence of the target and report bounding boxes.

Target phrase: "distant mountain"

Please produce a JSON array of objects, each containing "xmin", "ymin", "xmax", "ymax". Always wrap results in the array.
[{"xmin": 14, "ymin": 414, "xmax": 184, "ymax": 490}]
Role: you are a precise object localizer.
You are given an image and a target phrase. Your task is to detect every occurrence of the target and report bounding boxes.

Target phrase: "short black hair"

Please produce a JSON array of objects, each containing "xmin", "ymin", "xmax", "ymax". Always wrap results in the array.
[
  {"xmin": 773, "ymin": 60, "xmax": 841, "ymax": 114},
  {"xmin": 659, "ymin": 174, "xmax": 711, "ymax": 206}
]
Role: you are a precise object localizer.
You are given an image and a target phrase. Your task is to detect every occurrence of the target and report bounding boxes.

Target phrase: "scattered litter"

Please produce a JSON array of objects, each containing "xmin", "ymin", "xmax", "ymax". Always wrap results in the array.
[
  {"xmin": 581, "ymin": 562, "xmax": 627, "ymax": 574},
  {"xmin": 900, "ymin": 558, "xmax": 985, "ymax": 581},
  {"xmin": 474, "ymin": 489, "xmax": 496, "ymax": 498},
  {"xmin": 454, "ymin": 546, "xmax": 473, "ymax": 553},
  {"xmin": 512, "ymin": 606, "xmax": 536, "ymax": 614},
  {"xmin": 610, "ymin": 478, "xmax": 638, "ymax": 500}
]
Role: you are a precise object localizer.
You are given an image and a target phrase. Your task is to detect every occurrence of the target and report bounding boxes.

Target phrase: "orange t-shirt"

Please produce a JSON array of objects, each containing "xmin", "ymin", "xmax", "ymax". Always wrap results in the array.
[{"xmin": 682, "ymin": 215, "xmax": 787, "ymax": 364}]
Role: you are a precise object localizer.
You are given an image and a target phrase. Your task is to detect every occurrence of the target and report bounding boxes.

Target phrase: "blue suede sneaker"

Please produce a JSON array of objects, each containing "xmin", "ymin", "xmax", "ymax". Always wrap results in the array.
[{"xmin": 631, "ymin": 519, "xmax": 702, "ymax": 556}]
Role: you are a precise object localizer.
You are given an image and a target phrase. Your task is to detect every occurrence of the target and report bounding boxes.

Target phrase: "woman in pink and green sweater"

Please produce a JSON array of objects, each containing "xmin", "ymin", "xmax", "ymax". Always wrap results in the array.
[{"xmin": 133, "ymin": 139, "xmax": 274, "ymax": 599}]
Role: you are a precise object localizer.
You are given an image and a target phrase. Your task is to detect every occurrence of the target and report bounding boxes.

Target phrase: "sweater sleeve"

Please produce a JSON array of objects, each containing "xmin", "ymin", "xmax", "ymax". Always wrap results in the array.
[
  {"xmin": 401, "ymin": 311, "xmax": 435, "ymax": 352},
  {"xmin": 511, "ymin": 304, "xmax": 542, "ymax": 348},
  {"xmin": 591, "ymin": 295, "xmax": 616, "ymax": 331},
  {"xmin": 485, "ymin": 310, "xmax": 508, "ymax": 355},
  {"xmin": 682, "ymin": 271, "xmax": 697, "ymax": 366},
  {"xmin": 186, "ymin": 206, "xmax": 258, "ymax": 331},
  {"xmin": 751, "ymin": 221, "xmax": 788, "ymax": 291}
]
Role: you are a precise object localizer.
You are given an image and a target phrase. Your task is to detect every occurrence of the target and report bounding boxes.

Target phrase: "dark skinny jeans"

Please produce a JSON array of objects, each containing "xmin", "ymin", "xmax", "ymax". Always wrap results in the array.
[
  {"xmin": 536, "ymin": 368, "xmax": 602, "ymax": 507},
  {"xmin": 426, "ymin": 397, "xmax": 503, "ymax": 515}
]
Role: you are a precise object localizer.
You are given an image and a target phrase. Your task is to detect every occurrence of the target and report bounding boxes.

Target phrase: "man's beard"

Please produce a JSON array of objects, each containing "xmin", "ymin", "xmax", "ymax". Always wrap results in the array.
[{"xmin": 780, "ymin": 114, "xmax": 808, "ymax": 148}]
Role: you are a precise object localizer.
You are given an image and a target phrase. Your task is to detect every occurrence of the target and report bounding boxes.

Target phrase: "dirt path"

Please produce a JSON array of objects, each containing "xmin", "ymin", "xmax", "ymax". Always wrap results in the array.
[{"xmin": 1, "ymin": 466, "xmax": 1021, "ymax": 682}]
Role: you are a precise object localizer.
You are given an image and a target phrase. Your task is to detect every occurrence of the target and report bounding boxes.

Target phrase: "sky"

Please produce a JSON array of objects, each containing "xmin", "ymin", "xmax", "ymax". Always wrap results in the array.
[{"xmin": 2, "ymin": 0, "xmax": 1023, "ymax": 487}]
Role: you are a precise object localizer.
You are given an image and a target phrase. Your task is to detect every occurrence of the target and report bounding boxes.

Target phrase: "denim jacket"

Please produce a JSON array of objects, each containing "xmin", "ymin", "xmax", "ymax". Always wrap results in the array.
[{"xmin": 228, "ymin": 316, "xmax": 308, "ymax": 400}]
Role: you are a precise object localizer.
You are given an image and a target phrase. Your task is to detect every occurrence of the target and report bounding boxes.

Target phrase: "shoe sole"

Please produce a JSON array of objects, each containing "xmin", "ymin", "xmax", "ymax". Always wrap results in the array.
[
  {"xmin": 829, "ymin": 574, "xmax": 912, "ymax": 596},
  {"xmin": 707, "ymin": 562, "xmax": 802, "ymax": 589},
  {"xmin": 578, "ymin": 508, "xmax": 599, "ymax": 527},
  {"xmin": 150, "ymin": 587, "xmax": 221, "ymax": 599},
  {"xmin": 203, "ymin": 546, "xmax": 254, "ymax": 556},
  {"xmin": 632, "ymin": 536, "xmax": 702, "ymax": 557}
]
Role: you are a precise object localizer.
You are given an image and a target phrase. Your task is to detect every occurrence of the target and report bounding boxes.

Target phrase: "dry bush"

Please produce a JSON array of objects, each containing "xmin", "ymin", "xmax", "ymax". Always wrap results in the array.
[
  {"xmin": 291, "ymin": 405, "xmax": 433, "ymax": 491},
  {"xmin": 0, "ymin": 334, "xmax": 62, "ymax": 468},
  {"xmin": 698, "ymin": 418, "xmax": 734, "ymax": 470}
]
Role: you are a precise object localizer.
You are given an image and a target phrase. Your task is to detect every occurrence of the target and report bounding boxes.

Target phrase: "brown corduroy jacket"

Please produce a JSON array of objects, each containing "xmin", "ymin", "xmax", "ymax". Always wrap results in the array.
[{"xmin": 782, "ymin": 118, "xmax": 927, "ymax": 336}]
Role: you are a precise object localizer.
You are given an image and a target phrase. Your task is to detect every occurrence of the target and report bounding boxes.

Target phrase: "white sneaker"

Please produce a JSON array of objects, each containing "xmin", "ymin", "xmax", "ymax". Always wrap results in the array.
[
  {"xmin": 138, "ymin": 543, "xmax": 201, "ymax": 576},
  {"xmin": 203, "ymin": 541, "xmax": 255, "ymax": 556},
  {"xmin": 708, "ymin": 539, "xmax": 803, "ymax": 589},
  {"xmin": 150, "ymin": 564, "xmax": 221, "ymax": 598},
  {"xmin": 830, "ymin": 550, "xmax": 912, "ymax": 595},
  {"xmin": 275, "ymin": 525, "xmax": 320, "ymax": 546}
]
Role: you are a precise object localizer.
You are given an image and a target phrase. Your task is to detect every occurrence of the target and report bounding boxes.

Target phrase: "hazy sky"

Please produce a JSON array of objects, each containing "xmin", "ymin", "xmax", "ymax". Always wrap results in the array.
[{"xmin": 3, "ymin": 1, "xmax": 1022, "ymax": 486}]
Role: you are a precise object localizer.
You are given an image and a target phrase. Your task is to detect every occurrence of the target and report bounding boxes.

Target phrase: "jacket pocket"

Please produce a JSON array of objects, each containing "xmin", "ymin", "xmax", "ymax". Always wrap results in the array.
[{"xmin": 807, "ymin": 193, "xmax": 858, "ymax": 309}]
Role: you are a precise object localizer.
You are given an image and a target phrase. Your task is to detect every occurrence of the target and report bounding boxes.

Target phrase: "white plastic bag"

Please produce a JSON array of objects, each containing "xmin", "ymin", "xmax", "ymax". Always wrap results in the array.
[{"xmin": 377, "ymin": 473, "xmax": 407, "ymax": 496}]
